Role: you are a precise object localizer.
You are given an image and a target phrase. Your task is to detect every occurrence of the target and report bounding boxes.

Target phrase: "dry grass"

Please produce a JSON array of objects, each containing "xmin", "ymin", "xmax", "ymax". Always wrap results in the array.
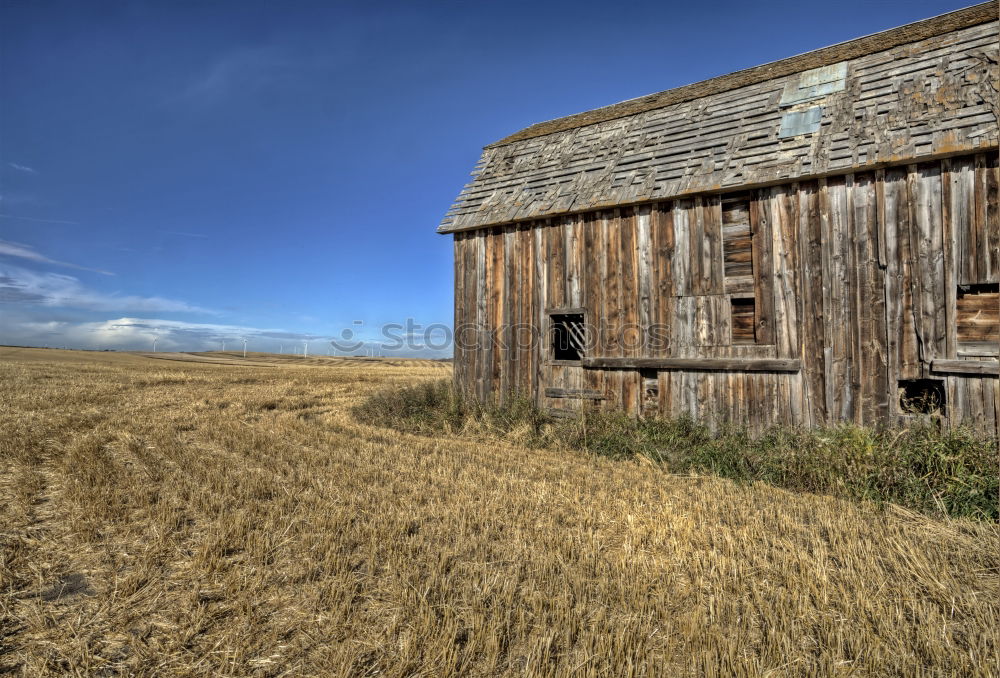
[{"xmin": 0, "ymin": 347, "xmax": 997, "ymax": 677}]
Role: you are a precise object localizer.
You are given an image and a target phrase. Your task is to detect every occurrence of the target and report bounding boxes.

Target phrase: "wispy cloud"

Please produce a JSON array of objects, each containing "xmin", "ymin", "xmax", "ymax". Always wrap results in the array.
[
  {"xmin": 0, "ymin": 213, "xmax": 79, "ymax": 225},
  {"xmin": 0, "ymin": 313, "xmax": 325, "ymax": 351},
  {"xmin": 0, "ymin": 239, "xmax": 113, "ymax": 275},
  {"xmin": 8, "ymin": 162, "xmax": 37, "ymax": 175},
  {"xmin": 0, "ymin": 307, "xmax": 451, "ymax": 357},
  {"xmin": 174, "ymin": 47, "xmax": 294, "ymax": 105},
  {"xmin": 0, "ymin": 265, "xmax": 213, "ymax": 313},
  {"xmin": 159, "ymin": 229, "xmax": 209, "ymax": 239}
]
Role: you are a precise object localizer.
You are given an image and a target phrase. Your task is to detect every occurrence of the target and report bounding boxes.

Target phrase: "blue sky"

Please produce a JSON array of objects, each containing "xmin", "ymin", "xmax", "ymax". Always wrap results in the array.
[{"xmin": 0, "ymin": 0, "xmax": 969, "ymax": 355}]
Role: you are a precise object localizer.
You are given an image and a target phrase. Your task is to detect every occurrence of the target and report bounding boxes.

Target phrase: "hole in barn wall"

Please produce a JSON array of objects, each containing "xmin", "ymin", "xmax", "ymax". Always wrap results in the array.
[
  {"xmin": 550, "ymin": 313, "xmax": 585, "ymax": 362},
  {"xmin": 898, "ymin": 379, "xmax": 946, "ymax": 416},
  {"xmin": 640, "ymin": 369, "xmax": 659, "ymax": 416}
]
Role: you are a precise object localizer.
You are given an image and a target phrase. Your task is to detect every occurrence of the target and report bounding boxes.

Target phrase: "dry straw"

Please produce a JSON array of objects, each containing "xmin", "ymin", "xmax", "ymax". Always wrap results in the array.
[{"xmin": 1, "ymin": 348, "xmax": 997, "ymax": 676}]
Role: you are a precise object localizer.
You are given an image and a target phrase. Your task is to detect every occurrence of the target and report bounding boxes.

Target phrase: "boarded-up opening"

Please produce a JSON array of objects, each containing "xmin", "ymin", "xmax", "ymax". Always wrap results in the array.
[
  {"xmin": 957, "ymin": 284, "xmax": 999, "ymax": 355},
  {"xmin": 550, "ymin": 313, "xmax": 585, "ymax": 362},
  {"xmin": 899, "ymin": 379, "xmax": 946, "ymax": 416},
  {"xmin": 731, "ymin": 298, "xmax": 756, "ymax": 344},
  {"xmin": 722, "ymin": 195, "xmax": 753, "ymax": 283}
]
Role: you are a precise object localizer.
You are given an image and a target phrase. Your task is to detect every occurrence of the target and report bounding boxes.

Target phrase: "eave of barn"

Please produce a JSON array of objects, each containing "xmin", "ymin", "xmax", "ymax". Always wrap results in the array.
[{"xmin": 439, "ymin": 2, "xmax": 999, "ymax": 234}]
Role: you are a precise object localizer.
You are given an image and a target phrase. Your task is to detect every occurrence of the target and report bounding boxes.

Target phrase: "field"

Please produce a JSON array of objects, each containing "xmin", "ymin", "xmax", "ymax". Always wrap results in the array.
[{"xmin": 1, "ymin": 347, "xmax": 997, "ymax": 677}]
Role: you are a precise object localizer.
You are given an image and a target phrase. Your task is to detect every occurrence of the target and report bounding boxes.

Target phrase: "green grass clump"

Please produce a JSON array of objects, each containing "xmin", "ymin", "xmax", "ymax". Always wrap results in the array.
[{"xmin": 355, "ymin": 379, "xmax": 998, "ymax": 521}]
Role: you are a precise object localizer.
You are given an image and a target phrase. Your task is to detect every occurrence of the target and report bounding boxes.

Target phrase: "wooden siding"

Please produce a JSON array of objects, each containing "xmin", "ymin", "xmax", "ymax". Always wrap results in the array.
[
  {"xmin": 441, "ymin": 20, "xmax": 999, "ymax": 233},
  {"xmin": 453, "ymin": 153, "xmax": 1000, "ymax": 432}
]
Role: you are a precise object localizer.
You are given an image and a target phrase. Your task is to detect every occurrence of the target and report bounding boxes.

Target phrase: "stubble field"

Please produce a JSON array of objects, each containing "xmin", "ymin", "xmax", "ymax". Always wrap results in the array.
[{"xmin": 1, "ymin": 347, "xmax": 997, "ymax": 677}]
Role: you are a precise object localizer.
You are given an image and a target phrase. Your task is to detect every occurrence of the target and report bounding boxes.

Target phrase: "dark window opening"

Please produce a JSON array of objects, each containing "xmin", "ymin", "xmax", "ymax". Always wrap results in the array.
[
  {"xmin": 731, "ymin": 298, "xmax": 756, "ymax": 344},
  {"xmin": 551, "ymin": 313, "xmax": 585, "ymax": 361},
  {"xmin": 899, "ymin": 379, "xmax": 946, "ymax": 416}
]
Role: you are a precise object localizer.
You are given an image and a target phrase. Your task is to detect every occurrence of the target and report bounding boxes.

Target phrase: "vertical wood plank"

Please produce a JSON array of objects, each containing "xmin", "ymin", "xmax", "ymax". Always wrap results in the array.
[
  {"xmin": 942, "ymin": 159, "xmax": 958, "ymax": 360},
  {"xmin": 913, "ymin": 164, "xmax": 946, "ymax": 365},
  {"xmin": 772, "ymin": 184, "xmax": 802, "ymax": 421},
  {"xmin": 702, "ymin": 195, "xmax": 725, "ymax": 295},
  {"xmin": 798, "ymin": 181, "xmax": 826, "ymax": 426},
  {"xmin": 987, "ymin": 155, "xmax": 1000, "ymax": 284},
  {"xmin": 673, "ymin": 200, "xmax": 692, "ymax": 297},
  {"xmin": 854, "ymin": 173, "xmax": 890, "ymax": 424},
  {"xmin": 478, "ymin": 231, "xmax": 490, "ymax": 400},
  {"xmin": 620, "ymin": 208, "xmax": 640, "ymax": 360},
  {"xmin": 896, "ymin": 168, "xmax": 922, "ymax": 380},
  {"xmin": 974, "ymin": 154, "xmax": 988, "ymax": 281},
  {"xmin": 750, "ymin": 190, "xmax": 775, "ymax": 345},
  {"xmin": 951, "ymin": 156, "xmax": 976, "ymax": 285},
  {"xmin": 605, "ymin": 210, "xmax": 623, "ymax": 358},
  {"xmin": 453, "ymin": 233, "xmax": 466, "ymax": 396},
  {"xmin": 534, "ymin": 225, "xmax": 546, "ymax": 406},
  {"xmin": 548, "ymin": 218, "xmax": 566, "ymax": 310},
  {"xmin": 490, "ymin": 227, "xmax": 504, "ymax": 400},
  {"xmin": 521, "ymin": 224, "xmax": 534, "ymax": 394},
  {"xmin": 501, "ymin": 227, "xmax": 516, "ymax": 400},
  {"xmin": 654, "ymin": 203, "xmax": 675, "ymax": 358},
  {"xmin": 636, "ymin": 205, "xmax": 653, "ymax": 357}
]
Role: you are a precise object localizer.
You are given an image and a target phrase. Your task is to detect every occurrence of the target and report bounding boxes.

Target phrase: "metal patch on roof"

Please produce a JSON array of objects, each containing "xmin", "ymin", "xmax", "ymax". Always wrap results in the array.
[
  {"xmin": 780, "ymin": 62, "xmax": 847, "ymax": 106},
  {"xmin": 778, "ymin": 106, "xmax": 823, "ymax": 138}
]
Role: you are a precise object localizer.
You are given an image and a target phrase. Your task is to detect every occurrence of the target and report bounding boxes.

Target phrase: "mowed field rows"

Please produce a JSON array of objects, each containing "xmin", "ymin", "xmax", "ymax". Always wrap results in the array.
[{"xmin": 0, "ymin": 348, "xmax": 997, "ymax": 677}]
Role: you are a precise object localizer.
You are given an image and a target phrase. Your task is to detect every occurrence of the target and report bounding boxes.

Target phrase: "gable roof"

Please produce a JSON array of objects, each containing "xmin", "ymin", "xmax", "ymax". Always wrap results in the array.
[{"xmin": 440, "ymin": 2, "xmax": 999, "ymax": 233}]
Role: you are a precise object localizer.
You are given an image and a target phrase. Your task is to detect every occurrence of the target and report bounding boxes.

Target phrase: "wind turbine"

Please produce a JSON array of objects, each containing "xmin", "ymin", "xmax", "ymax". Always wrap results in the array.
[
  {"xmin": 303, "ymin": 340, "xmax": 308, "ymax": 358},
  {"xmin": 152, "ymin": 336, "xmax": 158, "ymax": 353},
  {"xmin": 242, "ymin": 337, "xmax": 248, "ymax": 358},
  {"xmin": 221, "ymin": 339, "xmax": 226, "ymax": 353}
]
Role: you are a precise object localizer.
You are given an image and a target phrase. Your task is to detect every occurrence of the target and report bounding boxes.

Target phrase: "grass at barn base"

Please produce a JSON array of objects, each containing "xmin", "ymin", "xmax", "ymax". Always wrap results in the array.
[
  {"xmin": 355, "ymin": 379, "xmax": 998, "ymax": 521},
  {"xmin": 2, "ymin": 347, "xmax": 998, "ymax": 677}
]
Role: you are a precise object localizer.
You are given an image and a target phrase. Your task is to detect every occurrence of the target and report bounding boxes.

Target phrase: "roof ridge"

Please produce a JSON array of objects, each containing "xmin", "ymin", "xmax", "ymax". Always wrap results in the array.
[{"xmin": 486, "ymin": 1, "xmax": 998, "ymax": 148}]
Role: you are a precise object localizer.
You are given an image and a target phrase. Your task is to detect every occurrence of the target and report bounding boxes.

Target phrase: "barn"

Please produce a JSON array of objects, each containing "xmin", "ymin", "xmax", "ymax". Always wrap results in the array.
[{"xmin": 440, "ymin": 2, "xmax": 1000, "ymax": 431}]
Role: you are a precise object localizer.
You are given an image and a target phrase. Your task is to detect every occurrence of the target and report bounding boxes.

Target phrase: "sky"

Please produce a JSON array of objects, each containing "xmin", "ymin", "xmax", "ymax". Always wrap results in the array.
[{"xmin": 0, "ymin": 0, "xmax": 973, "ymax": 356}]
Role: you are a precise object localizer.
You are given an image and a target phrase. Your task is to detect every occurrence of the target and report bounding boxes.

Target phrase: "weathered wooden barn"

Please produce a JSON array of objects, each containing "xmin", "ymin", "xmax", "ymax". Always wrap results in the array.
[{"xmin": 441, "ymin": 2, "xmax": 1000, "ymax": 431}]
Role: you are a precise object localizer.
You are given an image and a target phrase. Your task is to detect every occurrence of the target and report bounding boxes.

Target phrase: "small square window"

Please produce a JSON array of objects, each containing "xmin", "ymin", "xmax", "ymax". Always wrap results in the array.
[{"xmin": 551, "ymin": 313, "xmax": 585, "ymax": 361}]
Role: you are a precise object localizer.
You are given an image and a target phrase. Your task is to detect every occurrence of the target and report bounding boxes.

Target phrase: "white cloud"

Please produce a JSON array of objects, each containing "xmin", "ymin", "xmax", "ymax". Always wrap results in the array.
[
  {"xmin": 0, "ymin": 309, "xmax": 453, "ymax": 357},
  {"xmin": 8, "ymin": 162, "xmax": 37, "ymax": 174},
  {"xmin": 0, "ymin": 265, "xmax": 212, "ymax": 313},
  {"xmin": 0, "ymin": 313, "xmax": 328, "ymax": 352},
  {"xmin": 79, "ymin": 318, "xmax": 311, "ymax": 351},
  {"xmin": 0, "ymin": 239, "xmax": 113, "ymax": 275}
]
